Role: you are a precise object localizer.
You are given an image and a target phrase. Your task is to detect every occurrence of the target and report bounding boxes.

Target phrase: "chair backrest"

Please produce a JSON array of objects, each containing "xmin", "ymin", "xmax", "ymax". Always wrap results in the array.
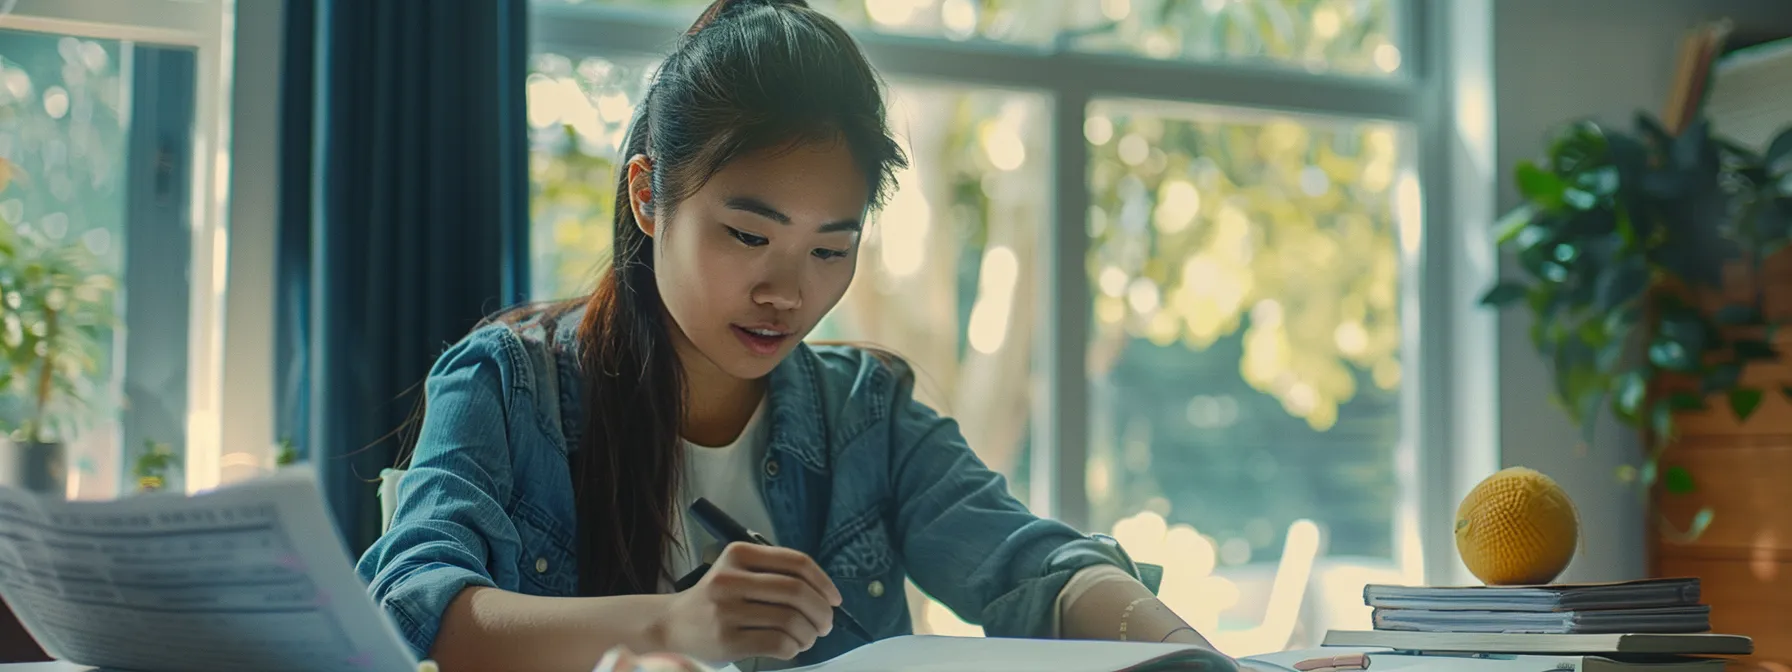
[
  {"xmin": 378, "ymin": 468, "xmax": 407, "ymax": 534},
  {"xmin": 1210, "ymin": 519, "xmax": 1324, "ymax": 656}
]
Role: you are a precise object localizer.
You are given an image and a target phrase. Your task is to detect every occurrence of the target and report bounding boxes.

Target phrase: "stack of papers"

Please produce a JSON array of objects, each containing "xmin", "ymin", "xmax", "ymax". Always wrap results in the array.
[{"xmin": 0, "ymin": 470, "xmax": 421, "ymax": 672}]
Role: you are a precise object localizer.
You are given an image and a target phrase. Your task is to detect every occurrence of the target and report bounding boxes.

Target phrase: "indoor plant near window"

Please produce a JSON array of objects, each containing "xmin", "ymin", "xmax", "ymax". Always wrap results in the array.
[
  {"xmin": 1481, "ymin": 114, "xmax": 1791, "ymax": 534},
  {"xmin": 0, "ymin": 214, "xmax": 117, "ymax": 495},
  {"xmin": 132, "ymin": 439, "xmax": 181, "ymax": 493},
  {"xmin": 1481, "ymin": 113, "xmax": 1792, "ymax": 657}
]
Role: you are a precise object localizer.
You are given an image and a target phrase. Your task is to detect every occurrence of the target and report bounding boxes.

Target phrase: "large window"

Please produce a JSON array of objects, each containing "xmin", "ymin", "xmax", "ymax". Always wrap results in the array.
[
  {"xmin": 0, "ymin": 0, "xmax": 243, "ymax": 499},
  {"xmin": 527, "ymin": 0, "xmax": 1438, "ymax": 652}
]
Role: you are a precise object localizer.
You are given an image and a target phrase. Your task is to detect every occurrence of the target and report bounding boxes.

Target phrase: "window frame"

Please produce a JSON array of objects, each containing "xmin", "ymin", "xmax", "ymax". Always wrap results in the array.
[
  {"xmin": 528, "ymin": 0, "xmax": 1497, "ymax": 588},
  {"xmin": 3, "ymin": 0, "xmax": 279, "ymax": 496}
]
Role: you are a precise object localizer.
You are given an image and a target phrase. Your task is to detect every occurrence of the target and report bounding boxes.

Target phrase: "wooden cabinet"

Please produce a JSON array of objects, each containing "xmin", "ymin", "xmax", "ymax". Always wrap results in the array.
[{"xmin": 1655, "ymin": 255, "xmax": 1792, "ymax": 668}]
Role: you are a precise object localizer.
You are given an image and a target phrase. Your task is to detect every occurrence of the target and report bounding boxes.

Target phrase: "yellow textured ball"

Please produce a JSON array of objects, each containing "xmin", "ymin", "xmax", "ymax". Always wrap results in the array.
[{"xmin": 1455, "ymin": 467, "xmax": 1579, "ymax": 585}]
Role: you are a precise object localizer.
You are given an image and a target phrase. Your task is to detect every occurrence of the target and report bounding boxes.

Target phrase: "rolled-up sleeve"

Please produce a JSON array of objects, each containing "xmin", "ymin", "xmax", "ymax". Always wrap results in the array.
[
  {"xmin": 885, "ymin": 364, "xmax": 1141, "ymax": 638},
  {"xmin": 356, "ymin": 327, "xmax": 525, "ymax": 658}
]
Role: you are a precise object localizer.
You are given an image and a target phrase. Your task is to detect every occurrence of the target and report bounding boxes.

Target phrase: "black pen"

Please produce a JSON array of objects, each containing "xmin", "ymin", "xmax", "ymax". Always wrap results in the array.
[{"xmin": 688, "ymin": 497, "xmax": 875, "ymax": 642}]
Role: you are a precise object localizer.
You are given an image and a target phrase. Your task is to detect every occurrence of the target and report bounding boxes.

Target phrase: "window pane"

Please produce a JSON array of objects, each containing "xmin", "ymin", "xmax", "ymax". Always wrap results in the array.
[
  {"xmin": 817, "ymin": 83, "xmax": 1046, "ymax": 500},
  {"xmin": 1056, "ymin": 0, "xmax": 1401, "ymax": 76},
  {"xmin": 544, "ymin": 0, "xmax": 1402, "ymax": 77},
  {"xmin": 527, "ymin": 53, "xmax": 657, "ymax": 301},
  {"xmin": 1085, "ymin": 99, "xmax": 1411, "ymax": 652},
  {"xmin": 0, "ymin": 31, "xmax": 192, "ymax": 499}
]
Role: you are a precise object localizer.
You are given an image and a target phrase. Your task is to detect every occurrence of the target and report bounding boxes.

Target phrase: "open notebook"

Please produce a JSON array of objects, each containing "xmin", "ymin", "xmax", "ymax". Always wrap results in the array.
[{"xmin": 720, "ymin": 635, "xmax": 1238, "ymax": 672}]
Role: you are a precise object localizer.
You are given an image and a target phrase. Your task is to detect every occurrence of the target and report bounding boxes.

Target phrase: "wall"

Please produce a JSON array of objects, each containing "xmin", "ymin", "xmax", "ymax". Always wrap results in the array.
[{"xmin": 1493, "ymin": 0, "xmax": 1792, "ymax": 582}]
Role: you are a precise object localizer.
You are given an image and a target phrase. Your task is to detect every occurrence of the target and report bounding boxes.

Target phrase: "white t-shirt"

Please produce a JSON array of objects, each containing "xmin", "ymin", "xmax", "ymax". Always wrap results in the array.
[{"xmin": 665, "ymin": 399, "xmax": 779, "ymax": 588}]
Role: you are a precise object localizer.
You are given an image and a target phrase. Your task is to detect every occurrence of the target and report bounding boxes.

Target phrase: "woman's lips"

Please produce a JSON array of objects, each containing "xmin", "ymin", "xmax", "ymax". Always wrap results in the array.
[{"xmin": 732, "ymin": 325, "xmax": 791, "ymax": 356}]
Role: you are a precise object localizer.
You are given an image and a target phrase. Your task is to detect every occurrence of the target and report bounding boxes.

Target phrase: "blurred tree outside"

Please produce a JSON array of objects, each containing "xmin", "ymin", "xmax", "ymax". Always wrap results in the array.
[
  {"xmin": 0, "ymin": 31, "xmax": 129, "ymax": 496},
  {"xmin": 1085, "ymin": 105, "xmax": 1407, "ymax": 560}
]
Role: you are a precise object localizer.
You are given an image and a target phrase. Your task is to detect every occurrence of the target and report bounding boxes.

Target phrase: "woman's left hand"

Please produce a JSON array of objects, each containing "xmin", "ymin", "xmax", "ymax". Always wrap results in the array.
[{"xmin": 591, "ymin": 646, "xmax": 716, "ymax": 672}]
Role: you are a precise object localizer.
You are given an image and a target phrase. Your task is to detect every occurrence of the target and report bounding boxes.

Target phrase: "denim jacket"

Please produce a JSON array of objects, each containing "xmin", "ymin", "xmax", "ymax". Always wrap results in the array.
[{"xmin": 355, "ymin": 311, "xmax": 1147, "ymax": 664}]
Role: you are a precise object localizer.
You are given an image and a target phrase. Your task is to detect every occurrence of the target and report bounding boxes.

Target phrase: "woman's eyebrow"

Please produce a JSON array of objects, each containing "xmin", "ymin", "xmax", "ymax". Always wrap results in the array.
[{"xmin": 725, "ymin": 196, "xmax": 861, "ymax": 233}]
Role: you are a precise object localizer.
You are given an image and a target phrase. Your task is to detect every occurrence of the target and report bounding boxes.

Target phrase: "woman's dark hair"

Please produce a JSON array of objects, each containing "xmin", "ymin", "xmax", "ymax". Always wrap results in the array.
[{"xmin": 559, "ymin": 0, "xmax": 907, "ymax": 597}]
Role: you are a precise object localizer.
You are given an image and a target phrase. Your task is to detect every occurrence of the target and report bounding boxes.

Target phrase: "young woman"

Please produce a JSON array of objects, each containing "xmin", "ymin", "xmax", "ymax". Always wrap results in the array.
[{"xmin": 357, "ymin": 1, "xmax": 1219, "ymax": 670}]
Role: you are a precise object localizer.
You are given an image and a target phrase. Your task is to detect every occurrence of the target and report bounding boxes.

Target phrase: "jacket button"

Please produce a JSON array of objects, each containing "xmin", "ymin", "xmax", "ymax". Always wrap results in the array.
[
  {"xmin": 764, "ymin": 458, "xmax": 780, "ymax": 478},
  {"xmin": 867, "ymin": 580, "xmax": 884, "ymax": 598},
  {"xmin": 535, "ymin": 557, "xmax": 548, "ymax": 574}
]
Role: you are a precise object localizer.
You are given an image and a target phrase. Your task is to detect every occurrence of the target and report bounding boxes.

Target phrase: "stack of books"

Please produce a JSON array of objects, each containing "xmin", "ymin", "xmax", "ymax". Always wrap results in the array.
[{"xmin": 1360, "ymin": 578, "xmax": 1711, "ymax": 634}]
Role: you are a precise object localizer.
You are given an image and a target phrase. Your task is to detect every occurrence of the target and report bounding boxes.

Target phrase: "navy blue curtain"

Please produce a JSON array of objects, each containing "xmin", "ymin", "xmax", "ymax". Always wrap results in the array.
[{"xmin": 279, "ymin": 0, "xmax": 531, "ymax": 554}]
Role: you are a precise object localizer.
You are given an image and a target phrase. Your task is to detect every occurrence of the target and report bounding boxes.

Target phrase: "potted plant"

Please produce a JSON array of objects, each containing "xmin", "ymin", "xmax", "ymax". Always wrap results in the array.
[
  {"xmin": 0, "ymin": 218, "xmax": 117, "ymax": 495},
  {"xmin": 1479, "ymin": 114, "xmax": 1791, "ymax": 538},
  {"xmin": 131, "ymin": 439, "xmax": 182, "ymax": 493}
]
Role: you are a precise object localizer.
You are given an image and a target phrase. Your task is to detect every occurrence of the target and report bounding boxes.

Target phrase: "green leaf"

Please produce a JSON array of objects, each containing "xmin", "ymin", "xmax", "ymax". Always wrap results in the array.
[
  {"xmin": 1767, "ymin": 126, "xmax": 1792, "ymax": 174},
  {"xmin": 1648, "ymin": 338, "xmax": 1696, "ymax": 371},
  {"xmin": 1605, "ymin": 304, "xmax": 1640, "ymax": 335},
  {"xmin": 1669, "ymin": 391, "xmax": 1707, "ymax": 411},
  {"xmin": 1658, "ymin": 311, "xmax": 1708, "ymax": 348},
  {"xmin": 1663, "ymin": 466, "xmax": 1696, "ymax": 494},
  {"xmin": 1730, "ymin": 387, "xmax": 1765, "ymax": 422},
  {"xmin": 1660, "ymin": 507, "xmax": 1715, "ymax": 544},
  {"xmin": 1652, "ymin": 398, "xmax": 1676, "ymax": 441},
  {"xmin": 1517, "ymin": 161, "xmax": 1569, "ymax": 208},
  {"xmin": 1672, "ymin": 119, "xmax": 1719, "ymax": 173},
  {"xmin": 1784, "ymin": 385, "xmax": 1792, "ymax": 403},
  {"xmin": 1704, "ymin": 364, "xmax": 1742, "ymax": 394},
  {"xmin": 1640, "ymin": 459, "xmax": 1658, "ymax": 487},
  {"xmin": 1715, "ymin": 303, "xmax": 1762, "ymax": 325},
  {"xmin": 1594, "ymin": 257, "xmax": 1649, "ymax": 311},
  {"xmin": 1760, "ymin": 198, "xmax": 1792, "ymax": 250},
  {"xmin": 1613, "ymin": 371, "xmax": 1648, "ymax": 420},
  {"xmin": 1576, "ymin": 165, "xmax": 1620, "ymax": 197},
  {"xmin": 1616, "ymin": 464, "xmax": 1639, "ymax": 483},
  {"xmin": 1649, "ymin": 313, "xmax": 1708, "ymax": 372},
  {"xmin": 1479, "ymin": 282, "xmax": 1529, "ymax": 307},
  {"xmin": 1549, "ymin": 120, "xmax": 1610, "ymax": 174},
  {"xmin": 1494, "ymin": 205, "xmax": 1535, "ymax": 244},
  {"xmin": 1562, "ymin": 188, "xmax": 1598, "ymax": 210},
  {"xmin": 1596, "ymin": 334, "xmax": 1630, "ymax": 369},
  {"xmin": 1553, "ymin": 340, "xmax": 1599, "ymax": 417}
]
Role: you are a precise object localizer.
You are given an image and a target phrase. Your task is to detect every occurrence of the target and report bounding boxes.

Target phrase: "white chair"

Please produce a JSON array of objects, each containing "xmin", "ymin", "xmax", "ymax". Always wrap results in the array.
[
  {"xmin": 1209, "ymin": 520, "xmax": 1323, "ymax": 657},
  {"xmin": 378, "ymin": 468, "xmax": 408, "ymax": 534}
]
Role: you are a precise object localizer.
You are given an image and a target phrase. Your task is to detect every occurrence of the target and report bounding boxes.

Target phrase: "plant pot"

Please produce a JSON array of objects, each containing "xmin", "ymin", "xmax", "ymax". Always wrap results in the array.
[
  {"xmin": 15, "ymin": 441, "xmax": 64, "ymax": 497},
  {"xmin": 1653, "ymin": 253, "xmax": 1792, "ymax": 668}
]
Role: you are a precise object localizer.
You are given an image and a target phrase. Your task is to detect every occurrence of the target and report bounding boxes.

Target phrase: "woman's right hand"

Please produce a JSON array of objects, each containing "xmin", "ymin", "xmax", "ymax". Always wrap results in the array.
[{"xmin": 655, "ymin": 542, "xmax": 843, "ymax": 663}]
